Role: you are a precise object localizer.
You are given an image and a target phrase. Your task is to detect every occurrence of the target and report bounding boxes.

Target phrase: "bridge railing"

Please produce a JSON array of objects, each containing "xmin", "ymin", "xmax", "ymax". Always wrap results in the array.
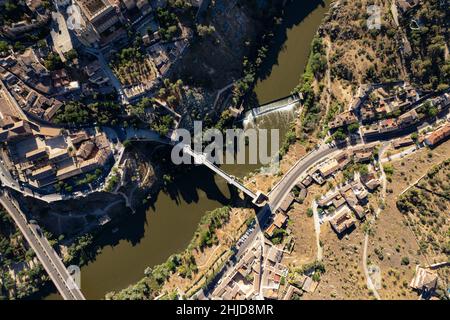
[{"xmin": 183, "ymin": 146, "xmax": 257, "ymax": 199}]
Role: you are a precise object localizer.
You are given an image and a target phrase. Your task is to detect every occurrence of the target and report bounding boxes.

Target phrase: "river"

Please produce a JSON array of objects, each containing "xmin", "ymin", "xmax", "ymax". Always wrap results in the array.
[{"xmin": 44, "ymin": 0, "xmax": 331, "ymax": 300}]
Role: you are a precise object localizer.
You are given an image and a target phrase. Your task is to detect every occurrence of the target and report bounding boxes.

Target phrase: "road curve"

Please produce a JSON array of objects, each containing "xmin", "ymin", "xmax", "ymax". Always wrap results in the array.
[{"xmin": 268, "ymin": 144, "xmax": 337, "ymax": 210}]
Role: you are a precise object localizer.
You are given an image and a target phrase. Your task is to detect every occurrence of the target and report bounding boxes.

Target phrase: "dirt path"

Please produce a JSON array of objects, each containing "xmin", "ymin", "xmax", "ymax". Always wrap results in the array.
[
  {"xmin": 319, "ymin": 38, "xmax": 333, "ymax": 130},
  {"xmin": 362, "ymin": 143, "xmax": 389, "ymax": 300},
  {"xmin": 213, "ymin": 81, "xmax": 236, "ymax": 110},
  {"xmin": 325, "ymin": 40, "xmax": 332, "ymax": 117},
  {"xmin": 197, "ymin": 245, "xmax": 223, "ymax": 269},
  {"xmin": 312, "ymin": 200, "xmax": 323, "ymax": 261}
]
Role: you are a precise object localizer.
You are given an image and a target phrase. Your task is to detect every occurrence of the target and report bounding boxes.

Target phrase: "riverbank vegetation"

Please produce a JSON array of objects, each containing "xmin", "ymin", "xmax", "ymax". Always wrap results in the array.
[
  {"xmin": 63, "ymin": 234, "xmax": 95, "ymax": 266},
  {"xmin": 295, "ymin": 36, "xmax": 326, "ymax": 138},
  {"xmin": 189, "ymin": 206, "xmax": 231, "ymax": 251},
  {"xmin": 106, "ymin": 206, "xmax": 232, "ymax": 300}
]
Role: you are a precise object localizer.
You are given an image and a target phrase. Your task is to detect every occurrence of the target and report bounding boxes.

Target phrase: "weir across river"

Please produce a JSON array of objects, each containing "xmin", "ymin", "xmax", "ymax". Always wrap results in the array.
[{"xmin": 241, "ymin": 94, "xmax": 301, "ymax": 123}]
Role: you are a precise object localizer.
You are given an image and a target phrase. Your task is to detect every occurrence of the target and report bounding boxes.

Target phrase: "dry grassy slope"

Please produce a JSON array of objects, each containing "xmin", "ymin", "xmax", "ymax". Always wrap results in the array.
[
  {"xmin": 318, "ymin": 0, "xmax": 403, "ymax": 110},
  {"xmin": 305, "ymin": 225, "xmax": 372, "ymax": 300},
  {"xmin": 369, "ymin": 141, "xmax": 450, "ymax": 300},
  {"xmin": 398, "ymin": 159, "xmax": 449, "ymax": 263}
]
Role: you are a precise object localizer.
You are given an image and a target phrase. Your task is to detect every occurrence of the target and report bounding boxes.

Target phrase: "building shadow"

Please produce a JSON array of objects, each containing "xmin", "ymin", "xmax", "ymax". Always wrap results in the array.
[{"xmin": 336, "ymin": 224, "xmax": 357, "ymax": 240}]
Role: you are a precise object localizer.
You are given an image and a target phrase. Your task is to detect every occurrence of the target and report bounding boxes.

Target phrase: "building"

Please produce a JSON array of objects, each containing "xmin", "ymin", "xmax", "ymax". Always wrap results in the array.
[
  {"xmin": 0, "ymin": 117, "xmax": 33, "ymax": 142},
  {"xmin": 398, "ymin": 109, "xmax": 418, "ymax": 126},
  {"xmin": 302, "ymin": 276, "xmax": 319, "ymax": 293},
  {"xmin": 328, "ymin": 111, "xmax": 358, "ymax": 130},
  {"xmin": 122, "ymin": 0, "xmax": 137, "ymax": 10},
  {"xmin": 4, "ymin": 126, "xmax": 113, "ymax": 188},
  {"xmin": 296, "ymin": 185, "xmax": 308, "ymax": 202},
  {"xmin": 410, "ymin": 265, "xmax": 438, "ymax": 293},
  {"xmin": 278, "ymin": 193, "xmax": 294, "ymax": 213},
  {"xmin": 1, "ymin": 8, "xmax": 51, "ymax": 39},
  {"xmin": 361, "ymin": 173, "xmax": 381, "ymax": 191},
  {"xmin": 425, "ymin": 123, "xmax": 450, "ymax": 147},
  {"xmin": 379, "ymin": 118, "xmax": 399, "ymax": 134},
  {"xmin": 393, "ymin": 136, "xmax": 414, "ymax": 149},
  {"xmin": 335, "ymin": 151, "xmax": 352, "ymax": 169},
  {"xmin": 73, "ymin": 0, "xmax": 123, "ymax": 46},
  {"xmin": 317, "ymin": 190, "xmax": 340, "ymax": 208},
  {"xmin": 76, "ymin": 141, "xmax": 96, "ymax": 159},
  {"xmin": 329, "ymin": 207, "xmax": 356, "ymax": 234},
  {"xmin": 301, "ymin": 175, "xmax": 313, "ymax": 187},
  {"xmin": 317, "ymin": 158, "xmax": 340, "ymax": 178},
  {"xmin": 352, "ymin": 145, "xmax": 376, "ymax": 163},
  {"xmin": 273, "ymin": 212, "xmax": 288, "ymax": 229},
  {"xmin": 265, "ymin": 211, "xmax": 288, "ymax": 237}
]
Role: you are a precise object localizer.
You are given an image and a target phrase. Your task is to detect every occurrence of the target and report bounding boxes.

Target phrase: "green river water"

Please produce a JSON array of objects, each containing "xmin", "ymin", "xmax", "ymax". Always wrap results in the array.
[{"xmin": 44, "ymin": 0, "xmax": 331, "ymax": 300}]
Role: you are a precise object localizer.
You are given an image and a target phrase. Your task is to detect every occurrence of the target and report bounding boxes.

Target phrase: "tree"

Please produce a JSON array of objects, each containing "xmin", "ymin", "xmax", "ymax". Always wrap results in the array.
[
  {"xmin": 123, "ymin": 140, "xmax": 132, "ymax": 149},
  {"xmin": 310, "ymin": 52, "xmax": 327, "ymax": 77},
  {"xmin": 37, "ymin": 39, "xmax": 47, "ymax": 49},
  {"xmin": 348, "ymin": 122, "xmax": 360, "ymax": 133},
  {"xmin": 358, "ymin": 164, "xmax": 369, "ymax": 176},
  {"xmin": 13, "ymin": 41, "xmax": 25, "ymax": 53},
  {"xmin": 197, "ymin": 24, "xmax": 216, "ymax": 37},
  {"xmin": 383, "ymin": 164, "xmax": 394, "ymax": 176},
  {"xmin": 401, "ymin": 256, "xmax": 410, "ymax": 266},
  {"xmin": 43, "ymin": 52, "xmax": 63, "ymax": 71},
  {"xmin": 0, "ymin": 41, "xmax": 9, "ymax": 54},
  {"xmin": 65, "ymin": 49, "xmax": 78, "ymax": 61},
  {"xmin": 163, "ymin": 174, "xmax": 173, "ymax": 184},
  {"xmin": 333, "ymin": 128, "xmax": 347, "ymax": 141}
]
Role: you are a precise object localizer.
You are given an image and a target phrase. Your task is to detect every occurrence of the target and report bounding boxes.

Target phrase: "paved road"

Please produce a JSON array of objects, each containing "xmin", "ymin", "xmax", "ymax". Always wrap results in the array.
[
  {"xmin": 380, "ymin": 144, "xmax": 419, "ymax": 163},
  {"xmin": 268, "ymin": 144, "xmax": 337, "ymax": 210},
  {"xmin": 82, "ymin": 47, "xmax": 129, "ymax": 105},
  {"xmin": 242, "ymin": 144, "xmax": 336, "ymax": 250},
  {"xmin": 0, "ymin": 192, "xmax": 85, "ymax": 300},
  {"xmin": 207, "ymin": 143, "xmax": 338, "ymax": 296}
]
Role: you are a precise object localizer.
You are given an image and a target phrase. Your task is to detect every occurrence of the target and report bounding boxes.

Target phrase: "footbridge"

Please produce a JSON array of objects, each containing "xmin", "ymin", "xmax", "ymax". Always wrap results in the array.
[
  {"xmin": 182, "ymin": 146, "xmax": 266, "ymax": 205},
  {"xmin": 124, "ymin": 128, "xmax": 267, "ymax": 206}
]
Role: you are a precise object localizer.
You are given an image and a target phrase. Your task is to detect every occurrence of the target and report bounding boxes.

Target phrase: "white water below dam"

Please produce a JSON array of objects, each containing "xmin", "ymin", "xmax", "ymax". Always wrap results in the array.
[{"xmin": 243, "ymin": 95, "xmax": 301, "ymax": 131}]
